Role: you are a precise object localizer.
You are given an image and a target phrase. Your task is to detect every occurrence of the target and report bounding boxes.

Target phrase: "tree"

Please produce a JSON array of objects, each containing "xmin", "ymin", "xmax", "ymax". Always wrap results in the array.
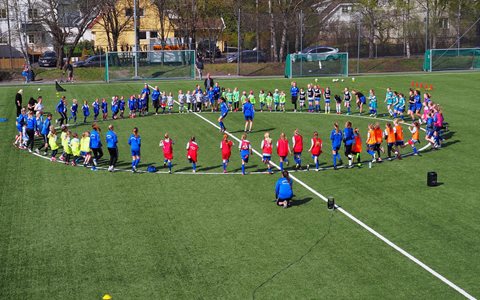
[
  {"xmin": 39, "ymin": 0, "xmax": 101, "ymax": 68},
  {"xmin": 98, "ymin": 0, "xmax": 133, "ymax": 52}
]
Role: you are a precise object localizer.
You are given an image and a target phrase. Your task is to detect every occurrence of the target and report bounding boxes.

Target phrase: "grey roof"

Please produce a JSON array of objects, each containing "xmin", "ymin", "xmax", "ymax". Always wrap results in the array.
[{"xmin": 0, "ymin": 45, "xmax": 23, "ymax": 58}]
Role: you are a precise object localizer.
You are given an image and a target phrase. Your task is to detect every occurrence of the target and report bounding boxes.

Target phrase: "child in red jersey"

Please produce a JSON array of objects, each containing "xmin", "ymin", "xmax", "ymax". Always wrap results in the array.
[
  {"xmin": 186, "ymin": 136, "xmax": 199, "ymax": 173},
  {"xmin": 277, "ymin": 132, "xmax": 291, "ymax": 171},
  {"xmin": 220, "ymin": 134, "xmax": 233, "ymax": 173},
  {"xmin": 159, "ymin": 132, "xmax": 174, "ymax": 173}
]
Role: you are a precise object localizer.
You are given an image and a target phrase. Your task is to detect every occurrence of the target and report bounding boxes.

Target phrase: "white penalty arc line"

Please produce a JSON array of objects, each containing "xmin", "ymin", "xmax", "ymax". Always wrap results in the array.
[{"xmin": 185, "ymin": 104, "xmax": 475, "ymax": 299}]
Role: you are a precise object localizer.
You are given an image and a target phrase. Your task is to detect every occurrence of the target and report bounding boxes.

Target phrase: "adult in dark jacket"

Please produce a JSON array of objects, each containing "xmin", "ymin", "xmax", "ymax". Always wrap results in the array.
[
  {"xmin": 15, "ymin": 89, "xmax": 23, "ymax": 117},
  {"xmin": 204, "ymin": 73, "xmax": 214, "ymax": 91}
]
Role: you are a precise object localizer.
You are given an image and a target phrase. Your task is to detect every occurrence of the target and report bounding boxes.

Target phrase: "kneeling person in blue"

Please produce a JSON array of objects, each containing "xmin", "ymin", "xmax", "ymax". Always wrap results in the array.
[
  {"xmin": 243, "ymin": 98, "xmax": 254, "ymax": 132},
  {"xmin": 275, "ymin": 170, "xmax": 293, "ymax": 208}
]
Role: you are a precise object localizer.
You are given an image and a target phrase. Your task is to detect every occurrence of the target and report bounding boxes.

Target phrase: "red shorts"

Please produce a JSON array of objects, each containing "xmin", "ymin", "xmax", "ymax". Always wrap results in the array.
[
  {"xmin": 164, "ymin": 152, "xmax": 173, "ymax": 160},
  {"xmin": 222, "ymin": 153, "xmax": 231, "ymax": 160}
]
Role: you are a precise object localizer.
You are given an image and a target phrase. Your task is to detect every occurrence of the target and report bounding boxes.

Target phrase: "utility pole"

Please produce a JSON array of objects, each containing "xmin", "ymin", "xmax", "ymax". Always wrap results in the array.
[
  {"xmin": 357, "ymin": 19, "xmax": 361, "ymax": 74},
  {"xmin": 425, "ymin": 0, "xmax": 429, "ymax": 52},
  {"xmin": 133, "ymin": 0, "xmax": 139, "ymax": 78},
  {"xmin": 237, "ymin": 8, "xmax": 240, "ymax": 76},
  {"xmin": 6, "ymin": 0, "xmax": 13, "ymax": 68}
]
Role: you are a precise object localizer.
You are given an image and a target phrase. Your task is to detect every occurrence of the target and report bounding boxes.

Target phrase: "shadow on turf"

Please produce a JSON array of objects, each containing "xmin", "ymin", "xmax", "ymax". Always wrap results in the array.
[
  {"xmin": 290, "ymin": 197, "xmax": 312, "ymax": 207},
  {"xmin": 229, "ymin": 127, "xmax": 276, "ymax": 134}
]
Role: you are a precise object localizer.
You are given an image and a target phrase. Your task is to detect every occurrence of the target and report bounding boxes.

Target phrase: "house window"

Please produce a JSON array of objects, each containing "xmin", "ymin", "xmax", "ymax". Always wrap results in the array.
[
  {"xmin": 125, "ymin": 8, "xmax": 144, "ymax": 17},
  {"xmin": 28, "ymin": 8, "xmax": 39, "ymax": 19},
  {"xmin": 0, "ymin": 8, "xmax": 7, "ymax": 19},
  {"xmin": 0, "ymin": 32, "xmax": 7, "ymax": 44},
  {"xmin": 138, "ymin": 31, "xmax": 147, "ymax": 40},
  {"xmin": 150, "ymin": 31, "xmax": 158, "ymax": 38},
  {"xmin": 341, "ymin": 5, "xmax": 352, "ymax": 13},
  {"xmin": 439, "ymin": 18, "xmax": 449, "ymax": 29},
  {"xmin": 28, "ymin": 34, "xmax": 35, "ymax": 44}
]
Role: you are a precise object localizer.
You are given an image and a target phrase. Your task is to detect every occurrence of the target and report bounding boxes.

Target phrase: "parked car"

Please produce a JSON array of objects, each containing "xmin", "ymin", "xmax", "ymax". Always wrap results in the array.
[
  {"xmin": 73, "ymin": 55, "xmax": 106, "ymax": 67},
  {"xmin": 197, "ymin": 40, "xmax": 221, "ymax": 58},
  {"xmin": 296, "ymin": 46, "xmax": 339, "ymax": 62},
  {"xmin": 38, "ymin": 51, "xmax": 57, "ymax": 67},
  {"xmin": 226, "ymin": 50, "xmax": 267, "ymax": 63}
]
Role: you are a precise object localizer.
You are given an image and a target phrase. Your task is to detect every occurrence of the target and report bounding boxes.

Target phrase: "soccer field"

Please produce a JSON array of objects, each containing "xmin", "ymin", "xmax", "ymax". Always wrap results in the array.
[{"xmin": 0, "ymin": 73, "xmax": 479, "ymax": 299}]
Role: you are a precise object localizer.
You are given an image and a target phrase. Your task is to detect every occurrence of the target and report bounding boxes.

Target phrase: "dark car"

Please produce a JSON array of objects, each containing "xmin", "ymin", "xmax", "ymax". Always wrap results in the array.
[
  {"xmin": 73, "ymin": 55, "xmax": 106, "ymax": 68},
  {"xmin": 226, "ymin": 50, "xmax": 266, "ymax": 63},
  {"xmin": 38, "ymin": 51, "xmax": 57, "ymax": 67}
]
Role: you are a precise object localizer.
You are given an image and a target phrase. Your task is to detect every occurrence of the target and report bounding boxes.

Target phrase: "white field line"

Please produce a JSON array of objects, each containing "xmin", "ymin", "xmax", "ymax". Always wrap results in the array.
[{"xmin": 182, "ymin": 101, "xmax": 475, "ymax": 300}]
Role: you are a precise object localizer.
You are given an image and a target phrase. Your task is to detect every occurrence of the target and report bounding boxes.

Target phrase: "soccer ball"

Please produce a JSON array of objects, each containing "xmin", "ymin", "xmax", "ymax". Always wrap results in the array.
[
  {"xmin": 352, "ymin": 77, "xmax": 356, "ymax": 82},
  {"xmin": 314, "ymin": 78, "xmax": 318, "ymax": 83},
  {"xmin": 341, "ymin": 79, "xmax": 344, "ymax": 82},
  {"xmin": 37, "ymin": 88, "xmax": 41, "ymax": 91}
]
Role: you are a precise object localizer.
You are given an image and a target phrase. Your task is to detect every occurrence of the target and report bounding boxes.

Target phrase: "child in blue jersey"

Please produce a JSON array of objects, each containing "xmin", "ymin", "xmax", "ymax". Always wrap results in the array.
[
  {"xmin": 385, "ymin": 87, "xmax": 394, "ymax": 116},
  {"xmin": 275, "ymin": 170, "xmax": 293, "ymax": 208},
  {"xmin": 82, "ymin": 100, "xmax": 90, "ymax": 123},
  {"xmin": 93, "ymin": 98, "xmax": 100, "ymax": 121},
  {"xmin": 394, "ymin": 93, "xmax": 406, "ymax": 119},
  {"xmin": 89, "ymin": 123, "xmax": 103, "ymax": 171},
  {"xmin": 35, "ymin": 111, "xmax": 43, "ymax": 137},
  {"xmin": 218, "ymin": 97, "xmax": 229, "ymax": 133},
  {"xmin": 324, "ymin": 87, "xmax": 331, "ymax": 114},
  {"xmin": 343, "ymin": 121, "xmax": 355, "ymax": 168},
  {"xmin": 152, "ymin": 86, "xmax": 161, "ymax": 114},
  {"xmin": 368, "ymin": 89, "xmax": 377, "ymax": 117},
  {"xmin": 137, "ymin": 93, "xmax": 145, "ymax": 116},
  {"xmin": 128, "ymin": 127, "xmax": 141, "ymax": 172},
  {"xmin": 25, "ymin": 110, "xmax": 37, "ymax": 152},
  {"xmin": 68, "ymin": 99, "xmax": 78, "ymax": 123},
  {"xmin": 56, "ymin": 96, "xmax": 67, "ymax": 125},
  {"xmin": 119, "ymin": 96, "xmax": 126, "ymax": 119},
  {"xmin": 101, "ymin": 98, "xmax": 108, "ymax": 121},
  {"xmin": 111, "ymin": 96, "xmax": 119, "ymax": 120},
  {"xmin": 414, "ymin": 89, "xmax": 422, "ymax": 122},
  {"xmin": 37, "ymin": 113, "xmax": 52, "ymax": 154},
  {"xmin": 239, "ymin": 133, "xmax": 252, "ymax": 175},
  {"xmin": 243, "ymin": 98, "xmax": 254, "ymax": 132},
  {"xmin": 128, "ymin": 95, "xmax": 136, "ymax": 118},
  {"xmin": 141, "ymin": 84, "xmax": 150, "ymax": 113},
  {"xmin": 106, "ymin": 124, "xmax": 118, "ymax": 172},
  {"xmin": 208, "ymin": 87, "xmax": 215, "ymax": 111},
  {"xmin": 330, "ymin": 122, "xmax": 343, "ymax": 170}
]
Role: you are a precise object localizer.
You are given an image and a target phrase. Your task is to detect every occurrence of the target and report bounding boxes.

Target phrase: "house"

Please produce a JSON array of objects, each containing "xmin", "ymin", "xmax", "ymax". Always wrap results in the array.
[
  {"xmin": 0, "ymin": 1, "xmax": 53, "ymax": 60},
  {"xmin": 90, "ymin": 0, "xmax": 175, "ymax": 52}
]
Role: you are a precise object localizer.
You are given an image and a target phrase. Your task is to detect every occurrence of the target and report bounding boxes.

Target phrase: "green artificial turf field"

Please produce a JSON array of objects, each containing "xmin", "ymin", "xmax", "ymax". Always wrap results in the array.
[{"xmin": 0, "ymin": 73, "xmax": 479, "ymax": 299}]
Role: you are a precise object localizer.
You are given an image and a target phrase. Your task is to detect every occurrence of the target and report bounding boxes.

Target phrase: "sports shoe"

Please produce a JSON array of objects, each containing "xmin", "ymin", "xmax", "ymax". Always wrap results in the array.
[
  {"xmin": 285, "ymin": 160, "xmax": 289, "ymax": 166},
  {"xmin": 28, "ymin": 149, "xmax": 32, "ymax": 153},
  {"xmin": 43, "ymin": 151, "xmax": 47, "ymax": 156},
  {"xmin": 91, "ymin": 166, "xmax": 97, "ymax": 171},
  {"xmin": 223, "ymin": 170, "xmax": 227, "ymax": 174},
  {"xmin": 306, "ymin": 164, "xmax": 310, "ymax": 171},
  {"xmin": 35, "ymin": 148, "xmax": 40, "ymax": 154},
  {"xmin": 192, "ymin": 169, "xmax": 196, "ymax": 173}
]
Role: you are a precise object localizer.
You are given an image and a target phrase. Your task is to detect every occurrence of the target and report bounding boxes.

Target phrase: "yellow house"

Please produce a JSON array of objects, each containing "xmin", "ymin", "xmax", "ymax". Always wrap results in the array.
[{"xmin": 90, "ymin": 0, "xmax": 175, "ymax": 52}]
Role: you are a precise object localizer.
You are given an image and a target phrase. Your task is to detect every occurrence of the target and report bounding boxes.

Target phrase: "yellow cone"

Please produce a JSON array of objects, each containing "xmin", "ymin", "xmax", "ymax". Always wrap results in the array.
[{"xmin": 102, "ymin": 294, "xmax": 112, "ymax": 300}]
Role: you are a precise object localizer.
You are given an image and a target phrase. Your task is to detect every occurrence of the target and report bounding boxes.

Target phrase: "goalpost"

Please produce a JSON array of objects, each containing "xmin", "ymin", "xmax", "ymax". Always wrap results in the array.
[
  {"xmin": 423, "ymin": 48, "xmax": 480, "ymax": 72},
  {"xmin": 105, "ymin": 50, "xmax": 196, "ymax": 82},
  {"xmin": 285, "ymin": 52, "xmax": 349, "ymax": 78}
]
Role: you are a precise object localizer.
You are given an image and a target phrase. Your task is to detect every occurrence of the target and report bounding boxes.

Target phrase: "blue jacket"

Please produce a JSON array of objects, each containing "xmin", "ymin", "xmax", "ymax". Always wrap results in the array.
[
  {"xmin": 26, "ymin": 116, "xmax": 36, "ymax": 130},
  {"xmin": 343, "ymin": 127, "xmax": 355, "ymax": 146},
  {"xmin": 290, "ymin": 86, "xmax": 299, "ymax": 97},
  {"xmin": 41, "ymin": 118, "xmax": 50, "ymax": 135},
  {"xmin": 330, "ymin": 129, "xmax": 343, "ymax": 149},
  {"xmin": 141, "ymin": 87, "xmax": 150, "ymax": 98},
  {"xmin": 220, "ymin": 102, "xmax": 229, "ymax": 115},
  {"xmin": 106, "ymin": 130, "xmax": 118, "ymax": 149},
  {"xmin": 89, "ymin": 130, "xmax": 102, "ymax": 149},
  {"xmin": 275, "ymin": 177, "xmax": 293, "ymax": 200},
  {"xmin": 151, "ymin": 89, "xmax": 160, "ymax": 101},
  {"xmin": 128, "ymin": 134, "xmax": 141, "ymax": 151},
  {"xmin": 56, "ymin": 100, "xmax": 65, "ymax": 113},
  {"xmin": 243, "ymin": 102, "xmax": 254, "ymax": 118}
]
